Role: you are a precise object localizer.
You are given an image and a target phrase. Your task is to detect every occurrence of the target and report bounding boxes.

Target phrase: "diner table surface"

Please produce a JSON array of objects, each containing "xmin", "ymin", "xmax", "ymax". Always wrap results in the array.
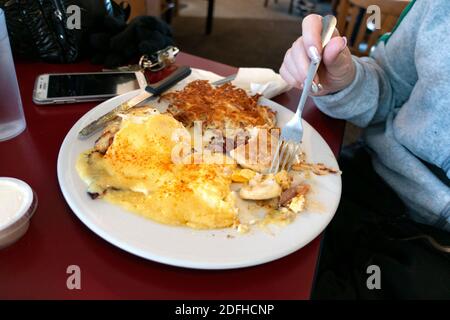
[{"xmin": 0, "ymin": 52, "xmax": 345, "ymax": 299}]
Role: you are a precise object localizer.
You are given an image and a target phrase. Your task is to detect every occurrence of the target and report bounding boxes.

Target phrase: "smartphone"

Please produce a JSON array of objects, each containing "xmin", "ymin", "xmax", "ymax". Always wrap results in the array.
[{"xmin": 33, "ymin": 71, "xmax": 148, "ymax": 105}]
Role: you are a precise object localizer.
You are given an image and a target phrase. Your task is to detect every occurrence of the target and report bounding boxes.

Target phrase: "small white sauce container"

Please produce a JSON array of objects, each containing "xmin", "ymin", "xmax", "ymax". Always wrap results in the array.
[{"xmin": 0, "ymin": 177, "xmax": 37, "ymax": 249}]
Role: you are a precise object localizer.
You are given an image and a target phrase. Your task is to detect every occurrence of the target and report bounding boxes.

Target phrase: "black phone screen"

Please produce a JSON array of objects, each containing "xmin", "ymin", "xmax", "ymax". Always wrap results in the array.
[{"xmin": 46, "ymin": 73, "xmax": 140, "ymax": 98}]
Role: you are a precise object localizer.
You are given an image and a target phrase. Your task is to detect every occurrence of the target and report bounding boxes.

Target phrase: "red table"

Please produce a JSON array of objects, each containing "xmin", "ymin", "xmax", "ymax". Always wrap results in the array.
[{"xmin": 0, "ymin": 52, "xmax": 344, "ymax": 299}]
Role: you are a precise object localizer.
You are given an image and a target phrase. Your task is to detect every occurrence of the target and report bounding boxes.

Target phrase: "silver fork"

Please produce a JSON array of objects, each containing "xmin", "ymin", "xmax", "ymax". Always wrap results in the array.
[{"xmin": 268, "ymin": 15, "xmax": 337, "ymax": 174}]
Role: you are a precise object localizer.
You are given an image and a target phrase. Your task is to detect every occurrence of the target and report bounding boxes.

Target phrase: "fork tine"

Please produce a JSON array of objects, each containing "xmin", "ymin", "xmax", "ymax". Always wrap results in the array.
[
  {"xmin": 279, "ymin": 142, "xmax": 292, "ymax": 172},
  {"xmin": 287, "ymin": 143, "xmax": 301, "ymax": 172},
  {"xmin": 283, "ymin": 142, "xmax": 298, "ymax": 172},
  {"xmin": 269, "ymin": 140, "xmax": 283, "ymax": 174},
  {"xmin": 270, "ymin": 141, "xmax": 302, "ymax": 173}
]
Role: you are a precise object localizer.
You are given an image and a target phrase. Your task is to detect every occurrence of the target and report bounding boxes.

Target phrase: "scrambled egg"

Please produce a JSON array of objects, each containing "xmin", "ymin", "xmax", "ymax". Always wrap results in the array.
[
  {"xmin": 77, "ymin": 113, "xmax": 238, "ymax": 229},
  {"xmin": 275, "ymin": 170, "xmax": 291, "ymax": 190},
  {"xmin": 231, "ymin": 169, "xmax": 257, "ymax": 183},
  {"xmin": 288, "ymin": 195, "xmax": 306, "ymax": 213}
]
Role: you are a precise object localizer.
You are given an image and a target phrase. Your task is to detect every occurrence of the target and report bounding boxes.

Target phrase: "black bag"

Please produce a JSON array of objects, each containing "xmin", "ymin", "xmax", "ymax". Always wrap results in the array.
[
  {"xmin": 0, "ymin": 0, "xmax": 79, "ymax": 63},
  {"xmin": 70, "ymin": 0, "xmax": 131, "ymax": 63}
]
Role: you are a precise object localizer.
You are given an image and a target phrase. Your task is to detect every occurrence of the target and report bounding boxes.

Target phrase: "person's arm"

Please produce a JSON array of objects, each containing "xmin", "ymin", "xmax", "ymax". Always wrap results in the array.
[
  {"xmin": 280, "ymin": 3, "xmax": 423, "ymax": 127},
  {"xmin": 281, "ymin": 2, "xmax": 450, "ymax": 175},
  {"xmin": 312, "ymin": 0, "xmax": 450, "ymax": 175}
]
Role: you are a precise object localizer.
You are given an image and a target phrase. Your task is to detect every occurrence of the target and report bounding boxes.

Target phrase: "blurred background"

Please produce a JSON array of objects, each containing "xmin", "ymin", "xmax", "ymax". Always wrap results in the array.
[{"xmin": 127, "ymin": 0, "xmax": 334, "ymax": 71}]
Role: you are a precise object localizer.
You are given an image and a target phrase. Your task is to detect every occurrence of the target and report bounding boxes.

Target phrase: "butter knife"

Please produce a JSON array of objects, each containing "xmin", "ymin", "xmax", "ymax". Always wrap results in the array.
[{"xmin": 78, "ymin": 65, "xmax": 192, "ymax": 138}]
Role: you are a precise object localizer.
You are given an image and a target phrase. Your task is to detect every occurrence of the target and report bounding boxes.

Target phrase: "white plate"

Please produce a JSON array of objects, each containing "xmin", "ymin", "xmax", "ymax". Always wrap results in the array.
[{"xmin": 57, "ymin": 89, "xmax": 341, "ymax": 270}]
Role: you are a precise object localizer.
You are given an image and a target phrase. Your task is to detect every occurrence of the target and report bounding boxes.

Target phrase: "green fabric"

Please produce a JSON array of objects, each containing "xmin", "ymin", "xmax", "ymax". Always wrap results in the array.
[{"xmin": 378, "ymin": 0, "xmax": 416, "ymax": 44}]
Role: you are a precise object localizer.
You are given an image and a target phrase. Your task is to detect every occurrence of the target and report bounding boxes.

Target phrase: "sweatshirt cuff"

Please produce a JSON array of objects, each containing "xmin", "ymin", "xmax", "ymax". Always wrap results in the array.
[{"xmin": 443, "ymin": 155, "xmax": 450, "ymax": 179}]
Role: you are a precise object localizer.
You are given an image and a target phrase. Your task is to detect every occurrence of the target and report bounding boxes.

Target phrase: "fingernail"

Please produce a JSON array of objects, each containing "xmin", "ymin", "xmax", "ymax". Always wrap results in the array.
[
  {"xmin": 317, "ymin": 83, "xmax": 324, "ymax": 91},
  {"xmin": 341, "ymin": 36, "xmax": 347, "ymax": 52},
  {"xmin": 308, "ymin": 46, "xmax": 321, "ymax": 63}
]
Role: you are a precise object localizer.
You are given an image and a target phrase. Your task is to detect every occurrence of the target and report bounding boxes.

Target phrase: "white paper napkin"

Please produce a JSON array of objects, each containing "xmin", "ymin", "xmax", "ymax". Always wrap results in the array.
[{"xmin": 231, "ymin": 67, "xmax": 292, "ymax": 99}]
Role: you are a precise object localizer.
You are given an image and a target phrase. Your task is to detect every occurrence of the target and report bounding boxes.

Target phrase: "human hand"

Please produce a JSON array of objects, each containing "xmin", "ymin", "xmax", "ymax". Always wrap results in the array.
[{"xmin": 280, "ymin": 14, "xmax": 356, "ymax": 96}]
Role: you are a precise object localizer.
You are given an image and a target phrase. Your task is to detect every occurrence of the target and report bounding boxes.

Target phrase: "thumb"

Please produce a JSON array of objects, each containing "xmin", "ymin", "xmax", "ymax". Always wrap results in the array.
[{"xmin": 322, "ymin": 36, "xmax": 348, "ymax": 71}]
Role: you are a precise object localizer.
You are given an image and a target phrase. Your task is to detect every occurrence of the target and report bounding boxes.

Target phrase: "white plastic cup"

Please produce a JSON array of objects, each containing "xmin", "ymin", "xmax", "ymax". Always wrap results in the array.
[
  {"xmin": 0, "ymin": 177, "xmax": 37, "ymax": 249},
  {"xmin": 0, "ymin": 8, "xmax": 26, "ymax": 142}
]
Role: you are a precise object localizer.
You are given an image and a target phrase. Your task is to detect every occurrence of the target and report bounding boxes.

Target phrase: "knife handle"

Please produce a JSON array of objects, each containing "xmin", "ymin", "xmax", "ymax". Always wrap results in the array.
[{"xmin": 145, "ymin": 65, "xmax": 192, "ymax": 95}]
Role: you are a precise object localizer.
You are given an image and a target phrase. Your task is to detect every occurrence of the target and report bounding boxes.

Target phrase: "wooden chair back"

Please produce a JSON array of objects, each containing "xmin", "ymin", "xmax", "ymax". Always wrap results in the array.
[{"xmin": 336, "ymin": 0, "xmax": 410, "ymax": 56}]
